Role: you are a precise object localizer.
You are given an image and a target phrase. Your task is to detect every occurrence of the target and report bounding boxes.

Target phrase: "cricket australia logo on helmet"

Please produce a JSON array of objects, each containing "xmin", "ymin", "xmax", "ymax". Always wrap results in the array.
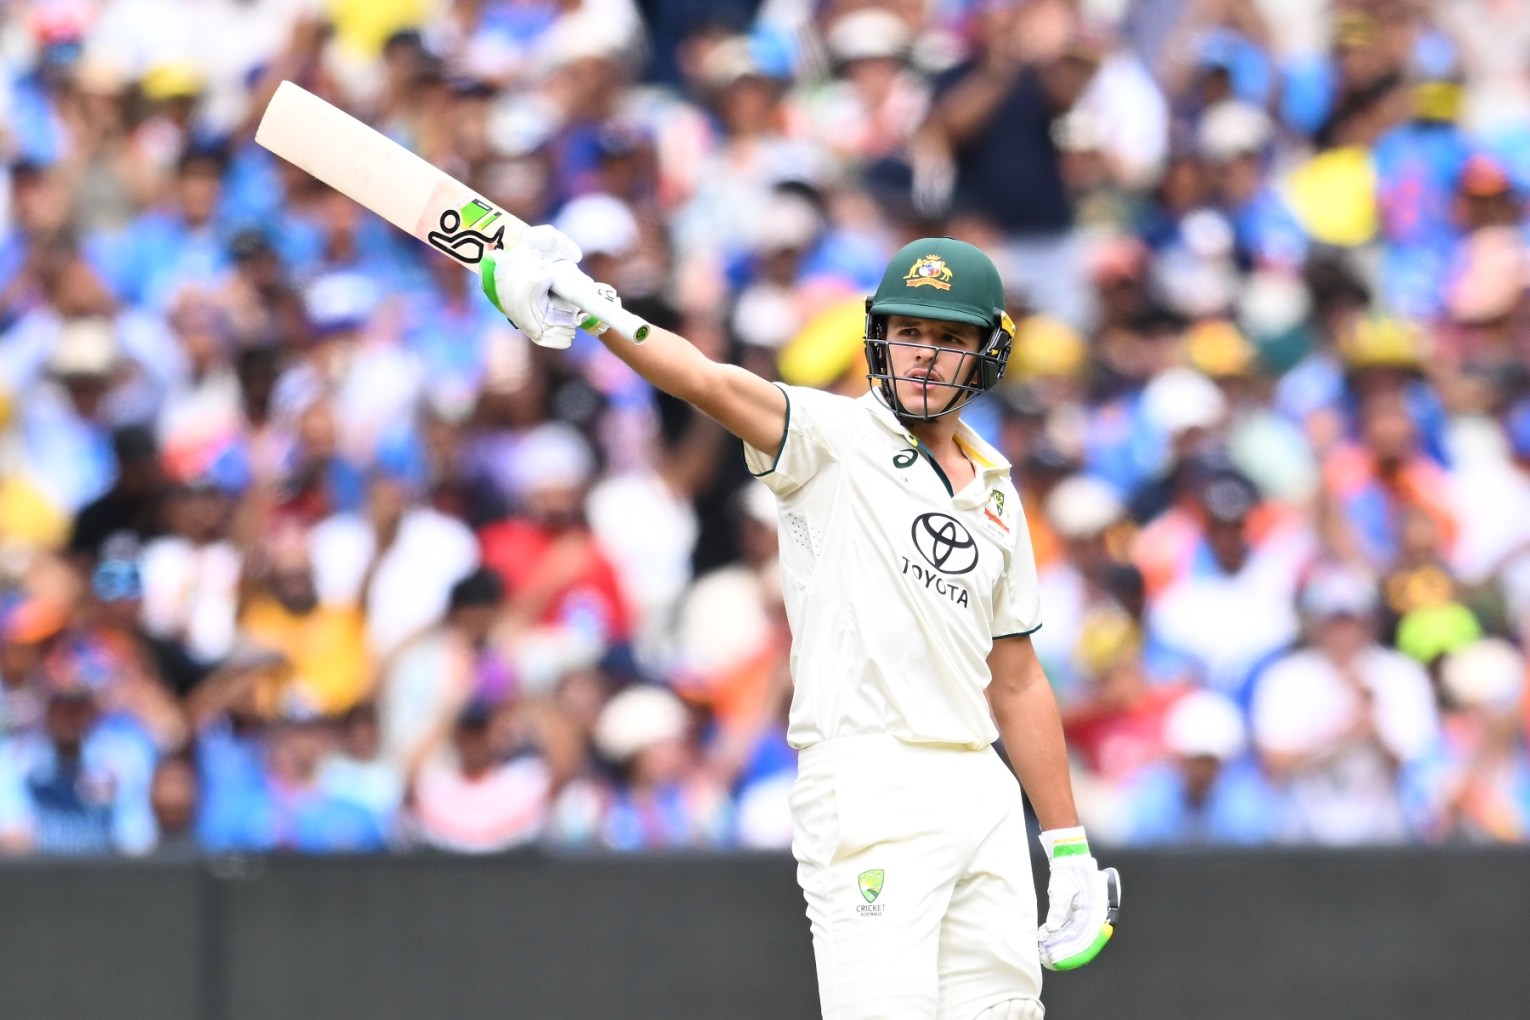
[
  {"xmin": 904, "ymin": 254, "xmax": 954, "ymax": 291},
  {"xmin": 912, "ymin": 513, "xmax": 978, "ymax": 575}
]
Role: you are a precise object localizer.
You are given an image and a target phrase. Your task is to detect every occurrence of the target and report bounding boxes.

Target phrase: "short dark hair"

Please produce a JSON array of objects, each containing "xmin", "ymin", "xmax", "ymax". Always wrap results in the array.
[
  {"xmin": 177, "ymin": 142, "xmax": 230, "ymax": 176},
  {"xmin": 229, "ymin": 227, "xmax": 273, "ymax": 262},
  {"xmin": 455, "ymin": 700, "xmax": 493, "ymax": 731},
  {"xmin": 449, "ymin": 568, "xmax": 504, "ymax": 612},
  {"xmin": 383, "ymin": 29, "xmax": 424, "ymax": 58},
  {"xmin": 9, "ymin": 157, "xmax": 50, "ymax": 182},
  {"xmin": 1304, "ymin": 253, "xmax": 1370, "ymax": 318},
  {"xmin": 112, "ymin": 425, "xmax": 158, "ymax": 465},
  {"xmin": 235, "ymin": 343, "xmax": 280, "ymax": 376}
]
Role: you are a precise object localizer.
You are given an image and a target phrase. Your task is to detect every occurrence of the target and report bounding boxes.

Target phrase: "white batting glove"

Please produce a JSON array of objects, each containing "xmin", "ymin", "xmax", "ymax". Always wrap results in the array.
[
  {"xmin": 1037, "ymin": 826, "xmax": 1119, "ymax": 972},
  {"xmin": 479, "ymin": 225, "xmax": 616, "ymax": 349}
]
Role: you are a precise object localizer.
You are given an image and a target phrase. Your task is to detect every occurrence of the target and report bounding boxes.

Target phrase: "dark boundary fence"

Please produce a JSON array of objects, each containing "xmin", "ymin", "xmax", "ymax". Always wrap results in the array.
[{"xmin": 2, "ymin": 846, "xmax": 1527, "ymax": 1020}]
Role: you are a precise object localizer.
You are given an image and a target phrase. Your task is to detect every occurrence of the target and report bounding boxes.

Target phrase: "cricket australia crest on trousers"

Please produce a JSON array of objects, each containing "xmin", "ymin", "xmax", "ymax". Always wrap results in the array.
[
  {"xmin": 901, "ymin": 512, "xmax": 976, "ymax": 609},
  {"xmin": 857, "ymin": 869, "xmax": 886, "ymax": 916}
]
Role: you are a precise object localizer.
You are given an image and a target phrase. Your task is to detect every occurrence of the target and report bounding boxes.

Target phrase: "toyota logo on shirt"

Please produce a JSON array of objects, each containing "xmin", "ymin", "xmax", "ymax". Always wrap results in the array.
[{"xmin": 911, "ymin": 513, "xmax": 978, "ymax": 575}]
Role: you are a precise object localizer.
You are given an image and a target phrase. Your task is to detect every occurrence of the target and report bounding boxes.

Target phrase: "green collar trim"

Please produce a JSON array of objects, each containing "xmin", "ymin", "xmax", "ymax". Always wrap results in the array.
[{"xmin": 913, "ymin": 439, "xmax": 953, "ymax": 497}]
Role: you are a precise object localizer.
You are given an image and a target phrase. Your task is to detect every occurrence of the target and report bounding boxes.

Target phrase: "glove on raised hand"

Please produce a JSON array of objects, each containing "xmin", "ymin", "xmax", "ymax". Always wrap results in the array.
[{"xmin": 479, "ymin": 224, "xmax": 616, "ymax": 349}]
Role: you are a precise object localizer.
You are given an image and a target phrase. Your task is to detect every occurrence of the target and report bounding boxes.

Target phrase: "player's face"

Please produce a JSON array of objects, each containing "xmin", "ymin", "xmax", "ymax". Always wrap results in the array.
[{"xmin": 884, "ymin": 315, "xmax": 985, "ymax": 416}]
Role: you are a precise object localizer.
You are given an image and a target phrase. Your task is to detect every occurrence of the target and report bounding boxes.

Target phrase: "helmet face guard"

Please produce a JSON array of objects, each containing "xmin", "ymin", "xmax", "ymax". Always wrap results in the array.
[{"xmin": 863, "ymin": 300, "xmax": 1013, "ymax": 422}]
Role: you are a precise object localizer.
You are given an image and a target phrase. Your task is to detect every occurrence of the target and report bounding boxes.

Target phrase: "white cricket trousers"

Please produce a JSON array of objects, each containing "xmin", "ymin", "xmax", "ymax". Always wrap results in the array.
[{"xmin": 790, "ymin": 735, "xmax": 1044, "ymax": 1020}]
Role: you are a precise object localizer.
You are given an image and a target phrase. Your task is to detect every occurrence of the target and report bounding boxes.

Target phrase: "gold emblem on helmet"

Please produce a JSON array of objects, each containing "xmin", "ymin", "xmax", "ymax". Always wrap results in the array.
[{"xmin": 904, "ymin": 254, "xmax": 953, "ymax": 290}]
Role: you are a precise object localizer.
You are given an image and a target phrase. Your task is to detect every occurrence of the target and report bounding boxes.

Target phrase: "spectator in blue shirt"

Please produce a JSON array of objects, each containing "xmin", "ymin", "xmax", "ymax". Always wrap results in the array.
[
  {"xmin": 148, "ymin": 752, "xmax": 201, "ymax": 855},
  {"xmin": 1121, "ymin": 689, "xmax": 1279, "ymax": 845},
  {"xmin": 591, "ymin": 685, "xmax": 732, "ymax": 851},
  {"xmin": 0, "ymin": 162, "xmax": 77, "ymax": 332},
  {"xmin": 1197, "ymin": 101, "xmax": 1307, "ymax": 270},
  {"xmin": 0, "ymin": 676, "xmax": 155, "ymax": 855},
  {"xmin": 88, "ymin": 145, "xmax": 234, "ymax": 310},
  {"xmin": 1372, "ymin": 39, "xmax": 1471, "ymax": 319},
  {"xmin": 13, "ymin": 316, "xmax": 126, "ymax": 514},
  {"xmin": 202, "ymin": 702, "xmax": 384, "ymax": 855}
]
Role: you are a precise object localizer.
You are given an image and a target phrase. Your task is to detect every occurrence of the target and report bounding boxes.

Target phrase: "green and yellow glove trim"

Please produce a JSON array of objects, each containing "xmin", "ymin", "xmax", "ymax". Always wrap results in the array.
[
  {"xmin": 1049, "ymin": 836, "xmax": 1091, "ymax": 859},
  {"xmin": 1048, "ymin": 924, "xmax": 1114, "ymax": 971}
]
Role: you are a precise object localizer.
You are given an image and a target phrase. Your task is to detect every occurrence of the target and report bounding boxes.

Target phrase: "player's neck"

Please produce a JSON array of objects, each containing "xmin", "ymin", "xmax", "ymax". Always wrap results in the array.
[
  {"xmin": 909, "ymin": 416, "xmax": 975, "ymax": 491},
  {"xmin": 905, "ymin": 414, "xmax": 962, "ymax": 458}
]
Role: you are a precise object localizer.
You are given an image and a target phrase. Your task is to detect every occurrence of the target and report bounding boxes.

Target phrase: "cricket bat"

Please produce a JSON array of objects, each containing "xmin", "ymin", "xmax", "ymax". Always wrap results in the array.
[{"xmin": 255, "ymin": 80, "xmax": 649, "ymax": 342}]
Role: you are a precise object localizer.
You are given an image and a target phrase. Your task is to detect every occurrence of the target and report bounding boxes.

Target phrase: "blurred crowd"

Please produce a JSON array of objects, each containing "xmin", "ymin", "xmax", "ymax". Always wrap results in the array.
[{"xmin": 1, "ymin": 0, "xmax": 1529, "ymax": 857}]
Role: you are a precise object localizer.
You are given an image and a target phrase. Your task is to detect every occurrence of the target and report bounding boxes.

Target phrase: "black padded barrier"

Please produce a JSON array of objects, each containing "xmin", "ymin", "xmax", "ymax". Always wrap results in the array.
[{"xmin": 2, "ymin": 846, "xmax": 1526, "ymax": 1020}]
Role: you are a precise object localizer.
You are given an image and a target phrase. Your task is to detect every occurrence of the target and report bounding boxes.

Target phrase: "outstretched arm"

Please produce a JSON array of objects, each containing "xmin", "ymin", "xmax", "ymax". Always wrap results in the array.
[
  {"xmin": 480, "ymin": 230, "xmax": 787, "ymax": 456},
  {"xmin": 593, "ymin": 323, "xmax": 788, "ymax": 457}
]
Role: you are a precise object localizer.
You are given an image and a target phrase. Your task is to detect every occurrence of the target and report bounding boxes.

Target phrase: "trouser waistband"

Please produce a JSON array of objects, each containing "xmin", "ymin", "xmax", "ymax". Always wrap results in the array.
[{"xmin": 798, "ymin": 733, "xmax": 991, "ymax": 772}]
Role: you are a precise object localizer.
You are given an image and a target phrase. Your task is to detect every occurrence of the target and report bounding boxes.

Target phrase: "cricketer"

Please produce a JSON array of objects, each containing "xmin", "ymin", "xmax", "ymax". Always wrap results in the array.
[{"xmin": 482, "ymin": 228, "xmax": 1118, "ymax": 1019}]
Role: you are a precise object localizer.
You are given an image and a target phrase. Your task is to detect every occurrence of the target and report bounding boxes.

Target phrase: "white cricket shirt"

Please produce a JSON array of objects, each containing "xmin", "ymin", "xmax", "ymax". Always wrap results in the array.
[{"xmin": 744, "ymin": 386, "xmax": 1041, "ymax": 750}]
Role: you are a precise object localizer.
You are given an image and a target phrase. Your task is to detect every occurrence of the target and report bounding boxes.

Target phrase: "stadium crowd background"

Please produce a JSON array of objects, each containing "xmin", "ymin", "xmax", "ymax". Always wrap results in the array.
[{"xmin": 0, "ymin": 0, "xmax": 1528, "ymax": 856}]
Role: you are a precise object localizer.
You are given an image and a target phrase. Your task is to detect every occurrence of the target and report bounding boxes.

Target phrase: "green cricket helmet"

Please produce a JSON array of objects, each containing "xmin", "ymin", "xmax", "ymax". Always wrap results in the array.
[{"xmin": 864, "ymin": 237, "xmax": 1015, "ymax": 421}]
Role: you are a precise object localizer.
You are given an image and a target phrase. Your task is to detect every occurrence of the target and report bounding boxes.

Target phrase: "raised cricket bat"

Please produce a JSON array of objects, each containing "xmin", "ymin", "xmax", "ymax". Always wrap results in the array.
[{"xmin": 255, "ymin": 80, "xmax": 649, "ymax": 342}]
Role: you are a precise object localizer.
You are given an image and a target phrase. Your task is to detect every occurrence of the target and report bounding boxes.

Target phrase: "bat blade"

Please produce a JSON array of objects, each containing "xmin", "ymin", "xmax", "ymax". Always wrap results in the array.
[
  {"xmin": 254, "ymin": 81, "xmax": 647, "ymax": 340},
  {"xmin": 255, "ymin": 80, "xmax": 528, "ymax": 266}
]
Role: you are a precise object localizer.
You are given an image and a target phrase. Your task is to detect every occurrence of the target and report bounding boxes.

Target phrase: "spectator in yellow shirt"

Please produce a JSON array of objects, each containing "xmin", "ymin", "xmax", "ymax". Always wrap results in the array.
[{"xmin": 239, "ymin": 524, "xmax": 373, "ymax": 716}]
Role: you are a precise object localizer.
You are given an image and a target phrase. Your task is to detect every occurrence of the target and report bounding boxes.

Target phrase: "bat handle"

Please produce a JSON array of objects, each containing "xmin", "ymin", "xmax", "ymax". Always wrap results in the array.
[{"xmin": 549, "ymin": 262, "xmax": 651, "ymax": 344}]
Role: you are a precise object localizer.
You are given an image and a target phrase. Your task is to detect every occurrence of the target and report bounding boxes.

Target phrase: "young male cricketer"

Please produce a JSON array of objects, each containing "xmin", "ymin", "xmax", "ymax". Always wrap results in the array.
[{"xmin": 482, "ymin": 228, "xmax": 1119, "ymax": 1019}]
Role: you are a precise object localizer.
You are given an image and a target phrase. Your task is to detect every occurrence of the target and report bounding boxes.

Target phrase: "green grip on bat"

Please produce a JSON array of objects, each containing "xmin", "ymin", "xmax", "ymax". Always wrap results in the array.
[{"xmin": 479, "ymin": 252, "xmax": 506, "ymax": 316}]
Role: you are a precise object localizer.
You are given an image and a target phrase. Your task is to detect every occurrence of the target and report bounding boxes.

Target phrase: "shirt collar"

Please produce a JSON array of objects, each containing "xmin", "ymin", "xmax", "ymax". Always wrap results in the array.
[{"xmin": 857, "ymin": 390, "xmax": 1012, "ymax": 479}]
